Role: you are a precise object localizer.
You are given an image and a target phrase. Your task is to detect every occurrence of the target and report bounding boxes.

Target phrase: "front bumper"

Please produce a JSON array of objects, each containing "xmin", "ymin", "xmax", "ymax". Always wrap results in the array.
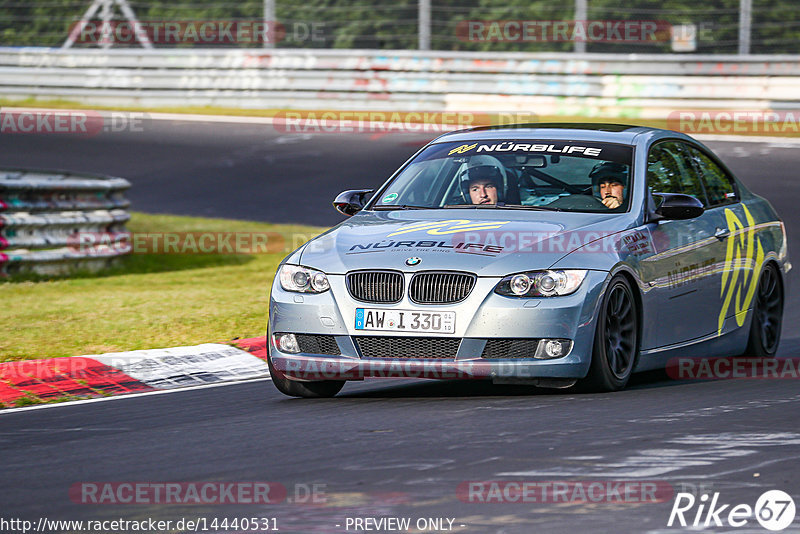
[{"xmin": 268, "ymin": 270, "xmax": 609, "ymax": 381}]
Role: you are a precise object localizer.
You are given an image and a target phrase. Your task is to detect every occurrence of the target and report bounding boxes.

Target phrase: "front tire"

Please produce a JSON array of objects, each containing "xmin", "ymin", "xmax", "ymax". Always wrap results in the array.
[
  {"xmin": 581, "ymin": 275, "xmax": 640, "ymax": 392},
  {"xmin": 266, "ymin": 350, "xmax": 345, "ymax": 398},
  {"xmin": 743, "ymin": 263, "xmax": 783, "ymax": 358}
]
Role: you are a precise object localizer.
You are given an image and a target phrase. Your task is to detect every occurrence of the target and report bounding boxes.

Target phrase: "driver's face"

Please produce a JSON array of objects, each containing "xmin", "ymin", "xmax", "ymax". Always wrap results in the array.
[
  {"xmin": 469, "ymin": 179, "xmax": 498, "ymax": 205},
  {"xmin": 599, "ymin": 180, "xmax": 625, "ymax": 203}
]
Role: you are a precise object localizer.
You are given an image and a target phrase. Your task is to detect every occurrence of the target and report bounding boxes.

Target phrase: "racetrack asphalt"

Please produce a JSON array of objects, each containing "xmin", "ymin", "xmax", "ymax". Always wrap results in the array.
[{"xmin": 1, "ymin": 119, "xmax": 799, "ymax": 533}]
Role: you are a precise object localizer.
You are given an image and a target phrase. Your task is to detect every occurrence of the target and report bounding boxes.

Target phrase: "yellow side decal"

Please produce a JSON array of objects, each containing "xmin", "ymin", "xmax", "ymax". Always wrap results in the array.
[{"xmin": 718, "ymin": 205, "xmax": 764, "ymax": 335}]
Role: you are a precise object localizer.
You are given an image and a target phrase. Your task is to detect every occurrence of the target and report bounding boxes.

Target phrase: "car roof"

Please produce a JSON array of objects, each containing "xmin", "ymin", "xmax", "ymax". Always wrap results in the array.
[{"xmin": 432, "ymin": 123, "xmax": 672, "ymax": 145}]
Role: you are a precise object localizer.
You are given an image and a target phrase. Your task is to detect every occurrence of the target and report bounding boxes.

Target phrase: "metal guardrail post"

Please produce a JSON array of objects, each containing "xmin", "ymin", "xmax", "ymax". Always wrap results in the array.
[
  {"xmin": 574, "ymin": 0, "xmax": 587, "ymax": 54},
  {"xmin": 419, "ymin": 0, "xmax": 431, "ymax": 51},
  {"xmin": 264, "ymin": 0, "xmax": 275, "ymax": 49},
  {"xmin": 0, "ymin": 169, "xmax": 132, "ymax": 277},
  {"xmin": 739, "ymin": 0, "xmax": 752, "ymax": 55}
]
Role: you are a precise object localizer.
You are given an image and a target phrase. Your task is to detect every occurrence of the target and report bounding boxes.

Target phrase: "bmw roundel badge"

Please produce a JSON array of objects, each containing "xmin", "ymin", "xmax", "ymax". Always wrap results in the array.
[{"xmin": 405, "ymin": 257, "xmax": 421, "ymax": 266}]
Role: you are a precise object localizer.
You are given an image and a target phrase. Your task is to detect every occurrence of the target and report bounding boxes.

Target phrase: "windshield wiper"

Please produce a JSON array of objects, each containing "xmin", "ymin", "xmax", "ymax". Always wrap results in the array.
[
  {"xmin": 500, "ymin": 204, "xmax": 564, "ymax": 212},
  {"xmin": 443, "ymin": 204, "xmax": 503, "ymax": 209},
  {"xmin": 372, "ymin": 204, "xmax": 435, "ymax": 210}
]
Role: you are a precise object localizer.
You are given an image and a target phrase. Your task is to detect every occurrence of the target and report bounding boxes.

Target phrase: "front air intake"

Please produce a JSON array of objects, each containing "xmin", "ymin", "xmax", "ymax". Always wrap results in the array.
[
  {"xmin": 346, "ymin": 270, "xmax": 404, "ymax": 303},
  {"xmin": 355, "ymin": 336, "xmax": 461, "ymax": 359},
  {"xmin": 409, "ymin": 271, "xmax": 476, "ymax": 304}
]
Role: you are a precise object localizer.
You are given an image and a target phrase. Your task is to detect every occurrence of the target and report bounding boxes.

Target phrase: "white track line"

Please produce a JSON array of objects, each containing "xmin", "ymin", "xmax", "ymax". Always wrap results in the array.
[
  {"xmin": 4, "ymin": 107, "xmax": 800, "ymax": 144},
  {"xmin": 1, "ymin": 107, "xmax": 277, "ymax": 125},
  {"xmin": 0, "ymin": 377, "xmax": 271, "ymax": 416}
]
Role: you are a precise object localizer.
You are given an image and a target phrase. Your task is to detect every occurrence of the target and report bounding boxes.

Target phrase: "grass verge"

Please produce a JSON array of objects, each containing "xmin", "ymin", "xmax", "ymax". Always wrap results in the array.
[{"xmin": 0, "ymin": 212, "xmax": 327, "ymax": 361}]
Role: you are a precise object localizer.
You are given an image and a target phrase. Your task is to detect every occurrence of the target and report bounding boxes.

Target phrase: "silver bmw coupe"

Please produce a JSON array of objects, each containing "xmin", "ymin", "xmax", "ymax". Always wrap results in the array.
[{"xmin": 267, "ymin": 124, "xmax": 789, "ymax": 397}]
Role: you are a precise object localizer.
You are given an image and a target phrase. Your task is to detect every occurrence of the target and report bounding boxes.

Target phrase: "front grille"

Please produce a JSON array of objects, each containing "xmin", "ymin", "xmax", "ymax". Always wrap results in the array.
[
  {"xmin": 482, "ymin": 339, "xmax": 540, "ymax": 359},
  {"xmin": 346, "ymin": 270, "xmax": 403, "ymax": 303},
  {"xmin": 355, "ymin": 336, "xmax": 461, "ymax": 359},
  {"xmin": 296, "ymin": 334, "xmax": 341, "ymax": 355},
  {"xmin": 409, "ymin": 271, "xmax": 476, "ymax": 304}
]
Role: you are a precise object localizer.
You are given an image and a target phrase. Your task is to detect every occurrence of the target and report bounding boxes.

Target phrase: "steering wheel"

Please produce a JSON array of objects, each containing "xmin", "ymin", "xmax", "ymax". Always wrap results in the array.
[
  {"xmin": 452, "ymin": 167, "xmax": 472, "ymax": 204},
  {"xmin": 547, "ymin": 194, "xmax": 609, "ymax": 210}
]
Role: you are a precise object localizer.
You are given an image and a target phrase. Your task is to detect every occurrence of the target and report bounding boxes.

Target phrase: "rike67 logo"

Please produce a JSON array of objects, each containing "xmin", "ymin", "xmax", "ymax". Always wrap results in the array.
[{"xmin": 668, "ymin": 490, "xmax": 796, "ymax": 531}]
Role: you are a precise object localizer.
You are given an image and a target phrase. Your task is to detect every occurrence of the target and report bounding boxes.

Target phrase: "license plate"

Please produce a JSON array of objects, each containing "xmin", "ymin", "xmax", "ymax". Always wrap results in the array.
[{"xmin": 355, "ymin": 308, "xmax": 455, "ymax": 334}]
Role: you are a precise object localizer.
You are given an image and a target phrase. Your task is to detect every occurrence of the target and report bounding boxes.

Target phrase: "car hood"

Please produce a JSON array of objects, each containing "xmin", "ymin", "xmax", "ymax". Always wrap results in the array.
[{"xmin": 298, "ymin": 209, "xmax": 633, "ymax": 276}]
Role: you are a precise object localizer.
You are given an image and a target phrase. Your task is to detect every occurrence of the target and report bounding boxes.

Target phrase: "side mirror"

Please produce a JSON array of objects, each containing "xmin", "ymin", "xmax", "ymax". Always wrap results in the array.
[
  {"xmin": 333, "ymin": 189, "xmax": 373, "ymax": 217},
  {"xmin": 652, "ymin": 192, "xmax": 705, "ymax": 220}
]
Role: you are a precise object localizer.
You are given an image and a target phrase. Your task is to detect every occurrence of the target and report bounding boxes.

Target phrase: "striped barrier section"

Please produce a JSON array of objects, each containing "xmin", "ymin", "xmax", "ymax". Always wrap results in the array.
[
  {"xmin": 0, "ymin": 168, "xmax": 131, "ymax": 276},
  {"xmin": 3, "ymin": 67, "xmax": 797, "ymax": 101},
  {"xmin": 2, "ymin": 48, "xmax": 800, "ymax": 117},
  {"xmin": 4, "ymin": 48, "xmax": 800, "ymax": 75},
  {"xmin": 0, "ymin": 339, "xmax": 269, "ymax": 408}
]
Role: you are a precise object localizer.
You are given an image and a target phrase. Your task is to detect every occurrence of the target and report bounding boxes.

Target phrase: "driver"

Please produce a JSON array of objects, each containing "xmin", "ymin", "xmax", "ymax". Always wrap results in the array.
[
  {"xmin": 590, "ymin": 162, "xmax": 629, "ymax": 210},
  {"xmin": 467, "ymin": 165, "xmax": 501, "ymax": 205}
]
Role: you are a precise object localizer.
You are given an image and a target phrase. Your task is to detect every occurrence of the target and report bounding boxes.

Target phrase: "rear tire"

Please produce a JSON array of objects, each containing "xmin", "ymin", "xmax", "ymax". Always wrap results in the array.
[
  {"xmin": 267, "ymin": 350, "xmax": 345, "ymax": 398},
  {"xmin": 580, "ymin": 275, "xmax": 640, "ymax": 392},
  {"xmin": 743, "ymin": 263, "xmax": 783, "ymax": 358}
]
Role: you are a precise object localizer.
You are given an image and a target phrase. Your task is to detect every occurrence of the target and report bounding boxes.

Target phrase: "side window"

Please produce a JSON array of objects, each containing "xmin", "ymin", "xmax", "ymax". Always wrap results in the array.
[
  {"xmin": 647, "ymin": 141, "xmax": 709, "ymax": 206},
  {"xmin": 647, "ymin": 144, "xmax": 680, "ymax": 194},
  {"xmin": 403, "ymin": 159, "xmax": 444, "ymax": 205},
  {"xmin": 685, "ymin": 146, "xmax": 738, "ymax": 207}
]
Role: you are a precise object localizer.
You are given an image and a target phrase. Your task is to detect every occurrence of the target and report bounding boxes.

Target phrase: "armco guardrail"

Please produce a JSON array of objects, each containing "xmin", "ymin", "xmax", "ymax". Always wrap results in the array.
[
  {"xmin": 1, "ymin": 48, "xmax": 800, "ymax": 117},
  {"xmin": 0, "ymin": 168, "xmax": 131, "ymax": 277}
]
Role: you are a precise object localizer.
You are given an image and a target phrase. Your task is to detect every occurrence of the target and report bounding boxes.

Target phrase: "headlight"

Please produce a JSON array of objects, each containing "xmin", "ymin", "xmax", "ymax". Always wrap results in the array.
[
  {"xmin": 279, "ymin": 264, "xmax": 330, "ymax": 293},
  {"xmin": 495, "ymin": 270, "xmax": 587, "ymax": 297}
]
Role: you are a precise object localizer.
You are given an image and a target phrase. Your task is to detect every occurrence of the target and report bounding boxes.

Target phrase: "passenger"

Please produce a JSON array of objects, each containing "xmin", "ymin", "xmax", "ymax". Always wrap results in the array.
[{"xmin": 590, "ymin": 162, "xmax": 629, "ymax": 209}]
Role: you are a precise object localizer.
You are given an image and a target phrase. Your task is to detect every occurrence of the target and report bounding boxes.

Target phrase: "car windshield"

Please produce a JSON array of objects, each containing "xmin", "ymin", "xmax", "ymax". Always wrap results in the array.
[{"xmin": 370, "ymin": 139, "xmax": 634, "ymax": 213}]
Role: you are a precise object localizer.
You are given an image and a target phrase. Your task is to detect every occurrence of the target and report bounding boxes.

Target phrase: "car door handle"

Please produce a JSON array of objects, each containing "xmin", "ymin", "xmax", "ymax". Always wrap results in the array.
[{"xmin": 714, "ymin": 227, "xmax": 730, "ymax": 240}]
